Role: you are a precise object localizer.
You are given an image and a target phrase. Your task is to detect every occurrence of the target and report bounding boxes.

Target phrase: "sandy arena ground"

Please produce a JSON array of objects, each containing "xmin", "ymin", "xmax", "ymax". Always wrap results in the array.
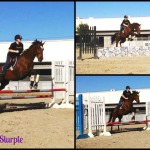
[
  {"xmin": 76, "ymin": 49, "xmax": 150, "ymax": 74},
  {"xmin": 0, "ymin": 95, "xmax": 74, "ymax": 148},
  {"xmin": 76, "ymin": 124, "xmax": 150, "ymax": 148}
]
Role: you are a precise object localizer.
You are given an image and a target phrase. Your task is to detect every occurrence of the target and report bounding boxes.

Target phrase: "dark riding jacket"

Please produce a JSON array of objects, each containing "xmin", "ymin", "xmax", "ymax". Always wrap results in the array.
[
  {"xmin": 121, "ymin": 19, "xmax": 131, "ymax": 27},
  {"xmin": 8, "ymin": 42, "xmax": 24, "ymax": 57},
  {"xmin": 121, "ymin": 90, "xmax": 131, "ymax": 100}
]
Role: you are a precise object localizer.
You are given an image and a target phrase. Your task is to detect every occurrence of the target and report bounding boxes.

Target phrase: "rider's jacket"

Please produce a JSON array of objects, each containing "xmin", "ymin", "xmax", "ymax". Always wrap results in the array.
[
  {"xmin": 120, "ymin": 90, "xmax": 131, "ymax": 100},
  {"xmin": 121, "ymin": 19, "xmax": 131, "ymax": 26},
  {"xmin": 8, "ymin": 42, "xmax": 24, "ymax": 57}
]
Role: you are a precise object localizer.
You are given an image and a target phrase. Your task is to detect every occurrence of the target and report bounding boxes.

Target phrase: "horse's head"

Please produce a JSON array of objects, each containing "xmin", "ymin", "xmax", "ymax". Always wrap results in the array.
[
  {"xmin": 32, "ymin": 39, "xmax": 45, "ymax": 62},
  {"xmin": 131, "ymin": 23, "xmax": 141, "ymax": 35},
  {"xmin": 132, "ymin": 91, "xmax": 140, "ymax": 103}
]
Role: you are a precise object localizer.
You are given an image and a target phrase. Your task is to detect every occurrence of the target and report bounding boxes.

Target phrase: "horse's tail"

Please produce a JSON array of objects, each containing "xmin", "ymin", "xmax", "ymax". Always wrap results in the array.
[{"xmin": 111, "ymin": 33, "xmax": 117, "ymax": 44}]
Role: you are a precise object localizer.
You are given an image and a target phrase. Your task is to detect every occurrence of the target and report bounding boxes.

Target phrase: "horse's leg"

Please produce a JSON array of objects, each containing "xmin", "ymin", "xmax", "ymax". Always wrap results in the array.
[
  {"xmin": 0, "ymin": 80, "xmax": 9, "ymax": 90},
  {"xmin": 108, "ymin": 111, "xmax": 115, "ymax": 132},
  {"xmin": 116, "ymin": 35, "xmax": 119, "ymax": 47},
  {"xmin": 30, "ymin": 81, "xmax": 34, "ymax": 89},
  {"xmin": 131, "ymin": 111, "xmax": 135, "ymax": 121},
  {"xmin": 131, "ymin": 112, "xmax": 135, "ymax": 121},
  {"xmin": 34, "ymin": 82, "xmax": 38, "ymax": 89},
  {"xmin": 131, "ymin": 106, "xmax": 135, "ymax": 121},
  {"xmin": 108, "ymin": 111, "xmax": 113, "ymax": 122}
]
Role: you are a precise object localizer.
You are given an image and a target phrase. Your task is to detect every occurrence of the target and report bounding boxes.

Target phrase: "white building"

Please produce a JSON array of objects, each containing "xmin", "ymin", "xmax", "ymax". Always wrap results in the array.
[
  {"xmin": 77, "ymin": 88, "xmax": 150, "ymax": 104},
  {"xmin": 76, "ymin": 16, "xmax": 150, "ymax": 31},
  {"xmin": 0, "ymin": 39, "xmax": 74, "ymax": 62}
]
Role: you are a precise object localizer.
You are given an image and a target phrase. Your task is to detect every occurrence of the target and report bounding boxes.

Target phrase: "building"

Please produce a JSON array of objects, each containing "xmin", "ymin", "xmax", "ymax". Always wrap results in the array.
[{"xmin": 76, "ymin": 16, "xmax": 150, "ymax": 47}]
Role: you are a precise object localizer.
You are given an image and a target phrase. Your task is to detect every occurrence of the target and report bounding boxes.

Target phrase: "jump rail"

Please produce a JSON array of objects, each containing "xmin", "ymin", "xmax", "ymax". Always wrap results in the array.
[
  {"xmin": 0, "ymin": 95, "xmax": 52, "ymax": 100},
  {"xmin": 0, "ymin": 88, "xmax": 66, "ymax": 93}
]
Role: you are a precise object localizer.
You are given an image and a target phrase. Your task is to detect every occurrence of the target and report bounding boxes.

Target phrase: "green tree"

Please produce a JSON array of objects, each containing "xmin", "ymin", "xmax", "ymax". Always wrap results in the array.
[{"xmin": 76, "ymin": 23, "xmax": 89, "ymax": 34}]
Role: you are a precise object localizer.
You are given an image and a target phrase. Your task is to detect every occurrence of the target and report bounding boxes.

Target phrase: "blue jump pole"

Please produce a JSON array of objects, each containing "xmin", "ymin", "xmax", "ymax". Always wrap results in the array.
[{"xmin": 76, "ymin": 94, "xmax": 90, "ymax": 139}]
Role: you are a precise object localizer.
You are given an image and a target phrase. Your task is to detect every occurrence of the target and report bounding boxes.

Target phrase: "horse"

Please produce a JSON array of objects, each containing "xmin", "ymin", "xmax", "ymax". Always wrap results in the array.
[
  {"xmin": 0, "ymin": 39, "xmax": 45, "ymax": 90},
  {"xmin": 111, "ymin": 23, "xmax": 141, "ymax": 47},
  {"xmin": 108, "ymin": 91, "xmax": 140, "ymax": 126}
]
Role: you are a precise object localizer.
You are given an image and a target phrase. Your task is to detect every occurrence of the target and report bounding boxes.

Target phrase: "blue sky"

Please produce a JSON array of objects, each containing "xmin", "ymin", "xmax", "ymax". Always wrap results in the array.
[
  {"xmin": 76, "ymin": 2, "xmax": 150, "ymax": 18},
  {"xmin": 0, "ymin": 2, "xmax": 74, "ymax": 42},
  {"xmin": 76, "ymin": 76, "xmax": 150, "ymax": 93}
]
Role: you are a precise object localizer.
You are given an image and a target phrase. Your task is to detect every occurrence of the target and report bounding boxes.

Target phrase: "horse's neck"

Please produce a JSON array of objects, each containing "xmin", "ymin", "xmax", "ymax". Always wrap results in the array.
[
  {"xmin": 128, "ymin": 94, "xmax": 135, "ymax": 103},
  {"xmin": 23, "ymin": 46, "xmax": 36, "ymax": 62},
  {"xmin": 130, "ymin": 24, "xmax": 135, "ymax": 31}
]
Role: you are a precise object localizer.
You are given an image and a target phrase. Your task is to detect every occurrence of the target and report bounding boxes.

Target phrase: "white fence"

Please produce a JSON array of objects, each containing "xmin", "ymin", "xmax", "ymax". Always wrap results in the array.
[{"xmin": 76, "ymin": 94, "xmax": 111, "ymax": 138}]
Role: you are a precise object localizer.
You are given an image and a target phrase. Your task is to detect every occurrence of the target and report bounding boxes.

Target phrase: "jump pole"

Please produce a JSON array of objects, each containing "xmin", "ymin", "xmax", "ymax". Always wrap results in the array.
[
  {"xmin": 0, "ymin": 88, "xmax": 66, "ymax": 93},
  {"xmin": 0, "ymin": 95, "xmax": 52, "ymax": 100}
]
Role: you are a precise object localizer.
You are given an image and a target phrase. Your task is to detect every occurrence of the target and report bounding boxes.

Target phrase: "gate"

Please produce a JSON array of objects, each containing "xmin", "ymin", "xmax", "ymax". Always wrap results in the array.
[{"xmin": 77, "ymin": 26, "xmax": 98, "ymax": 60}]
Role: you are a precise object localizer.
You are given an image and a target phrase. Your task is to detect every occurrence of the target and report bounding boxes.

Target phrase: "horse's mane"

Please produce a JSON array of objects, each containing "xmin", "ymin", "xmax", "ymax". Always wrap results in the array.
[
  {"xmin": 20, "ymin": 40, "xmax": 42, "ymax": 55},
  {"xmin": 131, "ymin": 22, "xmax": 140, "ymax": 26},
  {"xmin": 31, "ymin": 40, "xmax": 42, "ymax": 46},
  {"xmin": 132, "ymin": 90, "xmax": 139, "ymax": 93}
]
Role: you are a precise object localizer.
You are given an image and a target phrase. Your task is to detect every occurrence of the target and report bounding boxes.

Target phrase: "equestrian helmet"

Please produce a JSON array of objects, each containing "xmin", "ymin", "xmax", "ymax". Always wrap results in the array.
[
  {"xmin": 126, "ymin": 86, "xmax": 130, "ymax": 89},
  {"xmin": 15, "ymin": 34, "xmax": 22, "ymax": 40},
  {"xmin": 124, "ymin": 15, "xmax": 128, "ymax": 18}
]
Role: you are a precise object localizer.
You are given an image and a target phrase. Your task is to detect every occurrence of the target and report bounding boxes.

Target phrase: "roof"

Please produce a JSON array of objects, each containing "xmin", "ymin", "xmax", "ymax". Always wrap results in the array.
[{"xmin": 76, "ymin": 16, "xmax": 150, "ymax": 31}]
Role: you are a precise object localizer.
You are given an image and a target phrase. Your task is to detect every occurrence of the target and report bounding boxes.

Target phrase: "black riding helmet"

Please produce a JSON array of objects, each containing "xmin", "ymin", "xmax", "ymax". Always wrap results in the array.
[
  {"xmin": 124, "ymin": 15, "xmax": 128, "ymax": 18},
  {"xmin": 14, "ymin": 34, "xmax": 22, "ymax": 40},
  {"xmin": 126, "ymin": 86, "xmax": 130, "ymax": 89}
]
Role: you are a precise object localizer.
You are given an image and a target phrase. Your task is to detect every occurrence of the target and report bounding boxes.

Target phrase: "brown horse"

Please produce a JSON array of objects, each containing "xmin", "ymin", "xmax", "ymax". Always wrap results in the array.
[
  {"xmin": 0, "ymin": 40, "xmax": 45, "ymax": 90},
  {"xmin": 111, "ymin": 23, "xmax": 141, "ymax": 47},
  {"xmin": 108, "ymin": 91, "xmax": 140, "ymax": 123}
]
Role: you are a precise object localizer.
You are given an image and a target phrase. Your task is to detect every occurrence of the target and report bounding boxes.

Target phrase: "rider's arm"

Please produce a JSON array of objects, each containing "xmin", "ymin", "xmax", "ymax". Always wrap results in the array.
[
  {"xmin": 123, "ymin": 23, "xmax": 128, "ymax": 27},
  {"xmin": 19, "ymin": 43, "xmax": 24, "ymax": 55},
  {"xmin": 122, "ymin": 91, "xmax": 128, "ymax": 99},
  {"xmin": 8, "ymin": 49, "xmax": 19, "ymax": 53},
  {"xmin": 8, "ymin": 43, "xmax": 19, "ymax": 53},
  {"xmin": 121, "ymin": 94, "xmax": 128, "ymax": 99},
  {"xmin": 128, "ymin": 20, "xmax": 131, "ymax": 24}
]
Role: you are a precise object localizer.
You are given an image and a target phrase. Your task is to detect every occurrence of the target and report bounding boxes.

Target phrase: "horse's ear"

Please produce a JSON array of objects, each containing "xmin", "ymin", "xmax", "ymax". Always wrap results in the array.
[
  {"xmin": 42, "ymin": 41, "xmax": 46, "ymax": 45},
  {"xmin": 35, "ymin": 39, "xmax": 37, "ymax": 42}
]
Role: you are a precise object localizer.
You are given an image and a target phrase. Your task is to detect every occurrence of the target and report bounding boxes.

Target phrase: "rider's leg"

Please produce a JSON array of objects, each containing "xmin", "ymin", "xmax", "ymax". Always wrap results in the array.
[
  {"xmin": 118, "ymin": 98, "xmax": 124, "ymax": 109},
  {"xmin": 120, "ymin": 26, "xmax": 123, "ymax": 33}
]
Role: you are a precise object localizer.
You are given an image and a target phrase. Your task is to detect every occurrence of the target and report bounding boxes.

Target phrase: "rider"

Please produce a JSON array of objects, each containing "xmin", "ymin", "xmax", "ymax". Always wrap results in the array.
[
  {"xmin": 120, "ymin": 15, "xmax": 131, "ymax": 33},
  {"xmin": 116, "ymin": 86, "xmax": 132, "ymax": 110},
  {"xmin": 0, "ymin": 34, "xmax": 24, "ymax": 77}
]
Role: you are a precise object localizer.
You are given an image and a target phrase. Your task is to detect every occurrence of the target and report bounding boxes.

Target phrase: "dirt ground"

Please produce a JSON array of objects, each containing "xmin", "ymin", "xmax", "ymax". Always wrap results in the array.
[
  {"xmin": 76, "ymin": 124, "xmax": 150, "ymax": 148},
  {"xmin": 76, "ymin": 49, "xmax": 150, "ymax": 74},
  {"xmin": 0, "ymin": 96, "xmax": 74, "ymax": 148}
]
